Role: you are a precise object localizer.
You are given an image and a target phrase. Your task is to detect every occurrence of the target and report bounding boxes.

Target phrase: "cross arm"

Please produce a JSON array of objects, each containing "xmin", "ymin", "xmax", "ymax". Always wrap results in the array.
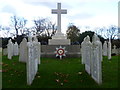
[
  {"xmin": 52, "ymin": 9, "xmax": 58, "ymax": 14},
  {"xmin": 52, "ymin": 9, "xmax": 67, "ymax": 14},
  {"xmin": 61, "ymin": 10, "xmax": 67, "ymax": 14}
]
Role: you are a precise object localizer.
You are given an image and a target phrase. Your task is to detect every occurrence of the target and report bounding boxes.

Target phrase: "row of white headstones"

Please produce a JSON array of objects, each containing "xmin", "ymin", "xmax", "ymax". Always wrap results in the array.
[
  {"xmin": 7, "ymin": 36, "xmax": 41, "ymax": 85},
  {"xmin": 103, "ymin": 41, "xmax": 112, "ymax": 59},
  {"xmin": 7, "ymin": 40, "xmax": 19, "ymax": 59},
  {"xmin": 81, "ymin": 34, "xmax": 111, "ymax": 84},
  {"xmin": 7, "ymin": 34, "xmax": 112, "ymax": 85}
]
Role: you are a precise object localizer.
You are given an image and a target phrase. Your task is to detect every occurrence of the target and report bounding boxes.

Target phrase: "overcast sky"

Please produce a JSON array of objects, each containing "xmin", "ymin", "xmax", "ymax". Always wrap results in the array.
[{"xmin": 0, "ymin": 0, "xmax": 119, "ymax": 34}]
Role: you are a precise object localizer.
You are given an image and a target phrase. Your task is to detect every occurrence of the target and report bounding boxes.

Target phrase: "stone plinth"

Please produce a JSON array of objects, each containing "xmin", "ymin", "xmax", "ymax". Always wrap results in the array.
[
  {"xmin": 41, "ymin": 45, "xmax": 80, "ymax": 58},
  {"xmin": 49, "ymin": 39, "xmax": 70, "ymax": 45},
  {"xmin": 52, "ymin": 32, "xmax": 67, "ymax": 39},
  {"xmin": 49, "ymin": 32, "xmax": 70, "ymax": 45}
]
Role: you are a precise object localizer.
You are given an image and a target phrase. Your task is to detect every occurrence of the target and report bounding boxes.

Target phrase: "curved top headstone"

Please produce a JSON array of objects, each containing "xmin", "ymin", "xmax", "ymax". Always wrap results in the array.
[
  {"xmin": 33, "ymin": 36, "xmax": 38, "ymax": 42},
  {"xmin": 113, "ymin": 45, "xmax": 116, "ymax": 49},
  {"xmin": 23, "ymin": 38, "xmax": 27, "ymax": 43},
  {"xmin": 28, "ymin": 36, "xmax": 32, "ymax": 42},
  {"xmin": 92, "ymin": 34, "xmax": 99, "ymax": 42},
  {"xmin": 15, "ymin": 42, "xmax": 18, "ymax": 45},
  {"xmin": 86, "ymin": 35, "xmax": 90, "ymax": 42},
  {"xmin": 104, "ymin": 41, "xmax": 107, "ymax": 44},
  {"xmin": 8, "ymin": 39, "xmax": 12, "ymax": 43}
]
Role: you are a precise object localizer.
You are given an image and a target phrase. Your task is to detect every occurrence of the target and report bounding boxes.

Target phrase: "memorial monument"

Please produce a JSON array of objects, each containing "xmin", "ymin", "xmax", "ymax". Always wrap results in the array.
[
  {"xmin": 41, "ymin": 3, "xmax": 80, "ymax": 58},
  {"xmin": 48, "ymin": 3, "xmax": 70, "ymax": 45}
]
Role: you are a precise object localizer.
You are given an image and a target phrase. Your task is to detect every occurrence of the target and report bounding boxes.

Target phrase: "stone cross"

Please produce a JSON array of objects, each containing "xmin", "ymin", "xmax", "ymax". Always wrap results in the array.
[{"xmin": 52, "ymin": 3, "xmax": 67, "ymax": 33}]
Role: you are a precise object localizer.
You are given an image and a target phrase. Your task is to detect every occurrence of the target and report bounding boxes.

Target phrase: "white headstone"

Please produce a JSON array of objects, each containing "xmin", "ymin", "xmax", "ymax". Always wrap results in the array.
[
  {"xmin": 7, "ymin": 39, "xmax": 13, "ymax": 59},
  {"xmin": 28, "ymin": 36, "xmax": 33, "ymax": 42},
  {"xmin": 85, "ymin": 36, "xmax": 92, "ymax": 75},
  {"xmin": 27, "ymin": 42, "xmax": 34, "ymax": 85},
  {"xmin": 27, "ymin": 37, "xmax": 40, "ymax": 85},
  {"xmin": 13, "ymin": 42, "xmax": 19, "ymax": 56},
  {"xmin": 108, "ymin": 39, "xmax": 111, "ymax": 60},
  {"xmin": 81, "ymin": 37, "xmax": 87, "ymax": 64},
  {"xmin": 33, "ymin": 36, "xmax": 41, "ymax": 64},
  {"xmin": 91, "ymin": 34, "xmax": 102, "ymax": 84},
  {"xmin": 113, "ymin": 45, "xmax": 116, "ymax": 49},
  {"xmin": 112, "ymin": 45, "xmax": 117, "ymax": 54},
  {"xmin": 103, "ymin": 41, "xmax": 107, "ymax": 56},
  {"xmin": 19, "ymin": 38, "xmax": 28, "ymax": 62}
]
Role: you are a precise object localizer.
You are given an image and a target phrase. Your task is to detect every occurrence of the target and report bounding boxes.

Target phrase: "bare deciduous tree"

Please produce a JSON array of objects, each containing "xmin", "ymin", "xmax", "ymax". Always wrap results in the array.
[
  {"xmin": 95, "ymin": 25, "xmax": 118, "ymax": 40},
  {"xmin": 11, "ymin": 15, "xmax": 27, "ymax": 37},
  {"xmin": 33, "ymin": 18, "xmax": 57, "ymax": 37}
]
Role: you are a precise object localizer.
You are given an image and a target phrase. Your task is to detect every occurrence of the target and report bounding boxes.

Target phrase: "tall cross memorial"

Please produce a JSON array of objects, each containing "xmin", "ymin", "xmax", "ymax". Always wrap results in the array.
[
  {"xmin": 52, "ymin": 3, "xmax": 67, "ymax": 33},
  {"xmin": 49, "ymin": 3, "xmax": 70, "ymax": 45}
]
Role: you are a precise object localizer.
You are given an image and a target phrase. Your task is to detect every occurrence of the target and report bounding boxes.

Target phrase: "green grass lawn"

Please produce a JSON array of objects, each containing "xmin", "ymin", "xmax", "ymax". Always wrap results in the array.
[{"xmin": 2, "ymin": 55, "xmax": 119, "ymax": 88}]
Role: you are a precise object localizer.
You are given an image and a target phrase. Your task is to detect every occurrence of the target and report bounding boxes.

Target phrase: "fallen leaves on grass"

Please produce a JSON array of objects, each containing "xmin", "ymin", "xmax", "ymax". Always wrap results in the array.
[
  {"xmin": 64, "ymin": 79, "xmax": 68, "ymax": 83},
  {"xmin": 55, "ymin": 79, "xmax": 60, "ymax": 83},
  {"xmin": 12, "ymin": 63, "xmax": 16, "ymax": 65},
  {"xmin": 54, "ymin": 72, "xmax": 69, "ymax": 78},
  {"xmin": 78, "ymin": 72, "xmax": 82, "ymax": 75},
  {"xmin": 14, "ymin": 70, "xmax": 18, "ymax": 73},
  {"xmin": 54, "ymin": 72, "xmax": 69, "ymax": 86},
  {"xmin": 54, "ymin": 72, "xmax": 59, "ymax": 76},
  {"xmin": 3, "ymin": 63, "xmax": 8, "ymax": 67},
  {"xmin": 37, "ymin": 76, "xmax": 41, "ymax": 78},
  {"xmin": 2, "ymin": 69, "xmax": 8, "ymax": 72},
  {"xmin": 60, "ymin": 83, "xmax": 63, "ymax": 86},
  {"xmin": 66, "ymin": 74, "xmax": 69, "ymax": 78}
]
